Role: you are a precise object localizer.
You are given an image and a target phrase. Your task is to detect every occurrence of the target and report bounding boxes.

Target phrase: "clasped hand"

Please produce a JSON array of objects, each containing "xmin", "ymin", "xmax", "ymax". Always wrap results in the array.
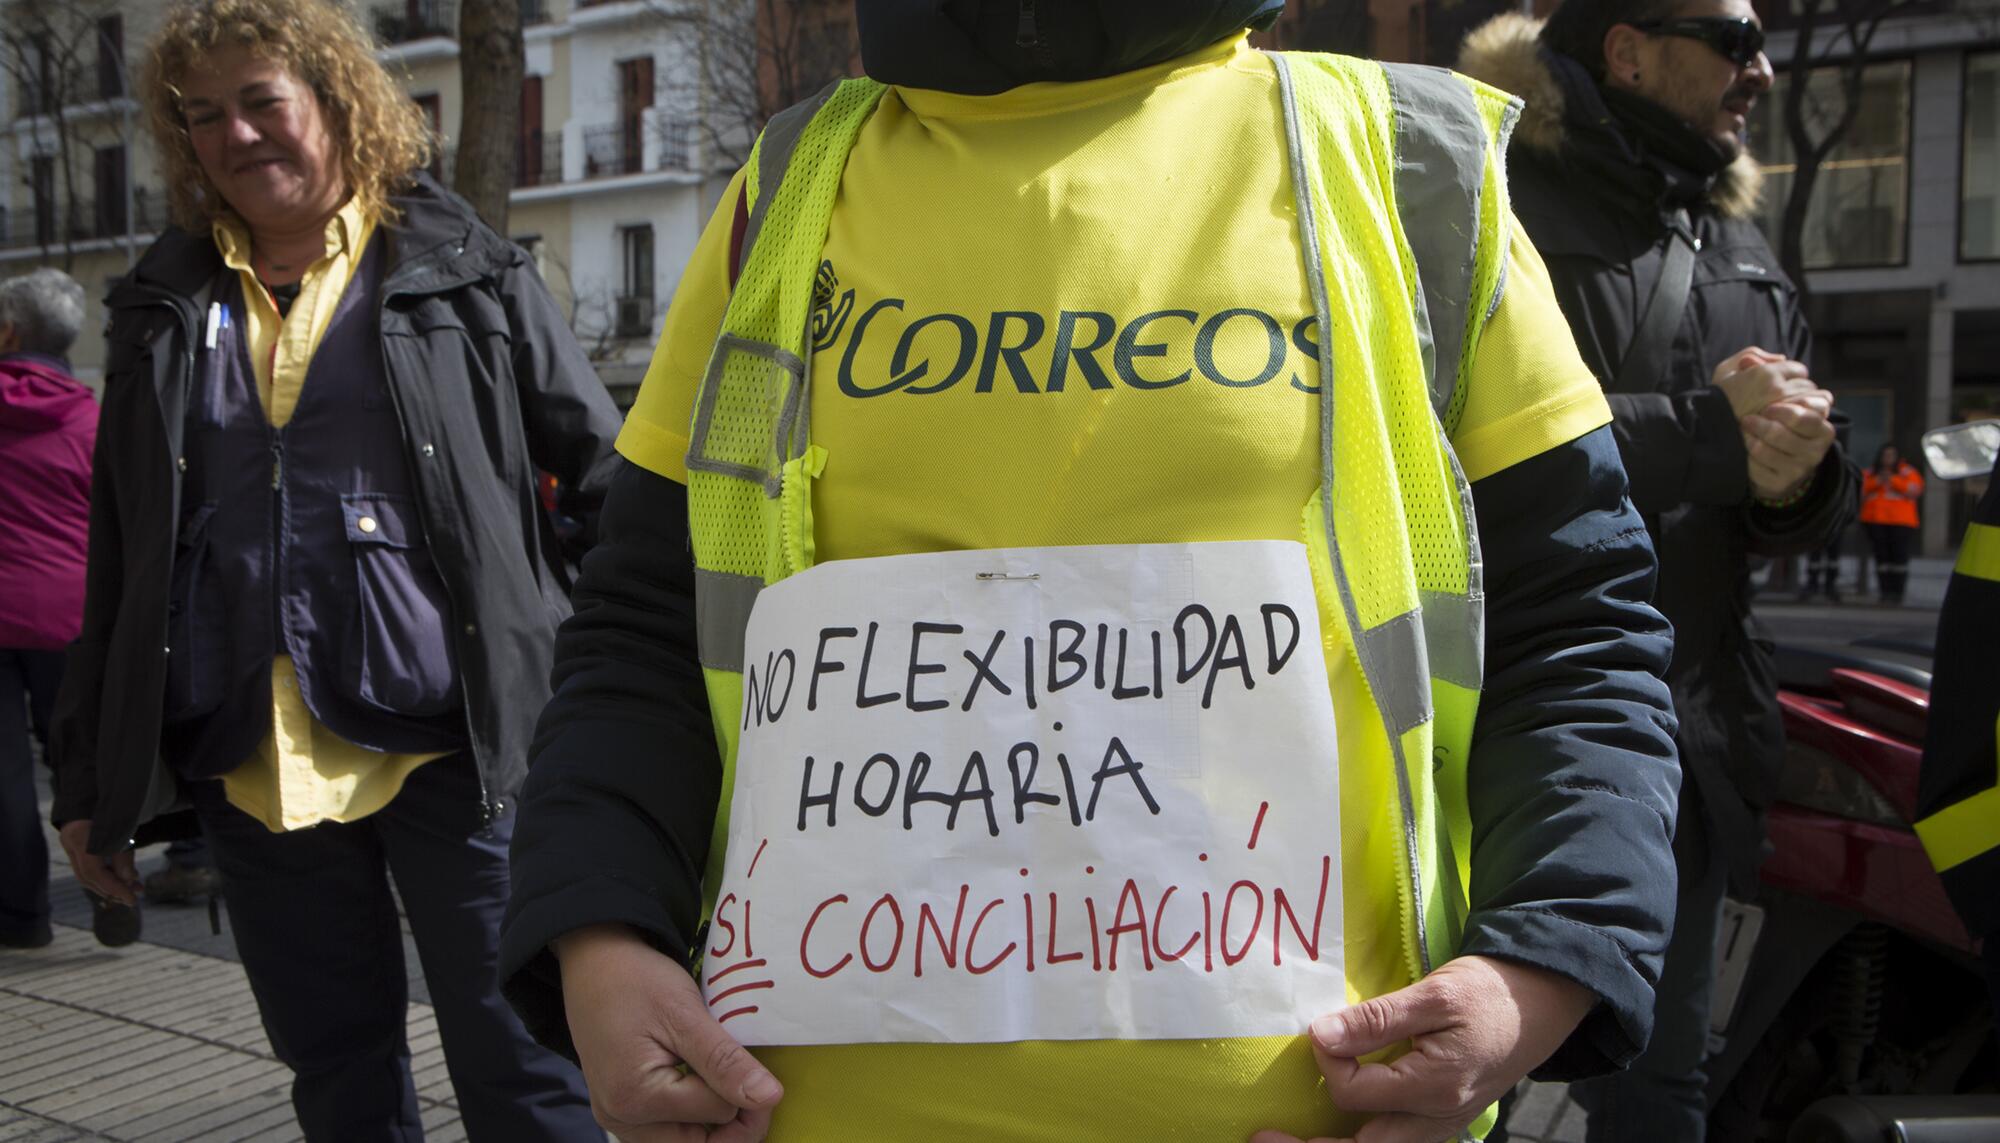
[{"xmin": 1711, "ymin": 347, "xmax": 1837, "ymax": 502}]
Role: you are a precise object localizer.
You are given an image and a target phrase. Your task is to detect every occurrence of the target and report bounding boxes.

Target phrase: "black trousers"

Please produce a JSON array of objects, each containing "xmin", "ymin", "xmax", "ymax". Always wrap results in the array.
[
  {"xmin": 1803, "ymin": 530, "xmax": 1844, "ymax": 592},
  {"xmin": 1570, "ymin": 781, "xmax": 1726, "ymax": 1142},
  {"xmin": 0, "ymin": 648, "xmax": 63, "ymax": 943},
  {"xmin": 191, "ymin": 754, "xmax": 594, "ymax": 1142},
  {"xmin": 1864, "ymin": 523, "xmax": 1916, "ymax": 601}
]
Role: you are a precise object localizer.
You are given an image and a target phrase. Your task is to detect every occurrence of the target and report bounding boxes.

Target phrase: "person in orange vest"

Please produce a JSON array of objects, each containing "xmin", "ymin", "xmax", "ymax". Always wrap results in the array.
[{"xmin": 1860, "ymin": 443, "xmax": 1924, "ymax": 604}]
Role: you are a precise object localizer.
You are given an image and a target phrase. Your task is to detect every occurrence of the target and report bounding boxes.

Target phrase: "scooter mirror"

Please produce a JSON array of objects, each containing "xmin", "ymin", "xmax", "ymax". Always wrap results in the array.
[{"xmin": 1921, "ymin": 420, "xmax": 2000, "ymax": 481}]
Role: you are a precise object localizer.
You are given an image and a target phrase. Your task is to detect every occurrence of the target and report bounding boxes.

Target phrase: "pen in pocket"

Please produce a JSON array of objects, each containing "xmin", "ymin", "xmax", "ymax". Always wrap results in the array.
[{"xmin": 199, "ymin": 302, "xmax": 231, "ymax": 425}]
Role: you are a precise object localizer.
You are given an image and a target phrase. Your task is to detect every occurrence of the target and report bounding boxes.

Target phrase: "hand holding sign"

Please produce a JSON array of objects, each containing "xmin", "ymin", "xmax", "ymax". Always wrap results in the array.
[
  {"xmin": 1249, "ymin": 955, "xmax": 1595, "ymax": 1143},
  {"xmin": 556, "ymin": 924, "xmax": 782, "ymax": 1141}
]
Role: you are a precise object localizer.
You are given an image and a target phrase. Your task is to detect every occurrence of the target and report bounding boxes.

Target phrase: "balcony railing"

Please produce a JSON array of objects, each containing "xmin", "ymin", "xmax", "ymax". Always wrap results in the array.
[
  {"xmin": 615, "ymin": 293, "xmax": 655, "ymax": 338},
  {"xmin": 519, "ymin": 0, "xmax": 550, "ymax": 24},
  {"xmin": 434, "ymin": 135, "xmax": 565, "ymax": 190},
  {"xmin": 581, "ymin": 117, "xmax": 695, "ymax": 179},
  {"xmin": 13, "ymin": 67, "xmax": 114, "ymax": 119},
  {"xmin": 373, "ymin": 0, "xmax": 457, "ymax": 44},
  {"xmin": 655, "ymin": 119, "xmax": 693, "ymax": 171},
  {"xmin": 10, "ymin": 58, "xmax": 129, "ymax": 118},
  {"xmin": 0, "ymin": 189, "xmax": 161, "ymax": 251},
  {"xmin": 582, "ymin": 123, "xmax": 641, "ymax": 177},
  {"xmin": 516, "ymin": 132, "xmax": 563, "ymax": 187}
]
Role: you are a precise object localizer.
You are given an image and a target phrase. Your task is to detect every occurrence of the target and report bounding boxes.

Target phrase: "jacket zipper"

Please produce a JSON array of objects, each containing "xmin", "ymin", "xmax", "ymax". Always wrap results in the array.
[
  {"xmin": 1016, "ymin": 0, "xmax": 1038, "ymax": 44},
  {"xmin": 270, "ymin": 435, "xmax": 286, "ymax": 643}
]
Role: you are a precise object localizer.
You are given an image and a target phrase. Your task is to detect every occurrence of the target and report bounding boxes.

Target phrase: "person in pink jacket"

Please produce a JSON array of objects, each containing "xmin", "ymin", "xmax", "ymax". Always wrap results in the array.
[{"xmin": 0, "ymin": 268, "xmax": 96, "ymax": 949}]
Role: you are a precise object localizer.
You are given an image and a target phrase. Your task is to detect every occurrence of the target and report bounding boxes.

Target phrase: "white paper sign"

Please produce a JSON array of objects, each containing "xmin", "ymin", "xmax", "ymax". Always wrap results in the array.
[{"xmin": 698, "ymin": 541, "xmax": 1344, "ymax": 1045}]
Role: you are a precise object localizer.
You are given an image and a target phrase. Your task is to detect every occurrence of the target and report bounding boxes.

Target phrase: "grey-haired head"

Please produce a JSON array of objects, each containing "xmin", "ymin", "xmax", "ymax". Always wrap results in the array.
[{"xmin": 0, "ymin": 268, "xmax": 87, "ymax": 357}]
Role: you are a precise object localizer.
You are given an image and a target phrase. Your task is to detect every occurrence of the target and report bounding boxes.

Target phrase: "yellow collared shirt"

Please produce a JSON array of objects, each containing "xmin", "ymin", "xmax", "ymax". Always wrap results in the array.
[{"xmin": 211, "ymin": 201, "xmax": 444, "ymax": 832}]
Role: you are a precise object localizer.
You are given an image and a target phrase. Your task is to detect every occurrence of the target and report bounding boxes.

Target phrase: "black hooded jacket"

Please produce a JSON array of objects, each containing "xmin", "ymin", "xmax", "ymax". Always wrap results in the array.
[
  {"xmin": 49, "ymin": 174, "xmax": 623, "ymax": 851},
  {"xmin": 1461, "ymin": 16, "xmax": 1858, "ymax": 887},
  {"xmin": 502, "ymin": 0, "xmax": 1683, "ymax": 1086}
]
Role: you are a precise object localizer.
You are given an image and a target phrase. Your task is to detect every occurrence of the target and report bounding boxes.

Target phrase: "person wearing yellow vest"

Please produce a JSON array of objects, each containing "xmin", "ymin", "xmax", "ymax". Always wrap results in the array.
[
  {"xmin": 501, "ymin": 4, "xmax": 1681, "ymax": 1140},
  {"xmin": 1917, "ymin": 448, "xmax": 2000, "ymax": 1070}
]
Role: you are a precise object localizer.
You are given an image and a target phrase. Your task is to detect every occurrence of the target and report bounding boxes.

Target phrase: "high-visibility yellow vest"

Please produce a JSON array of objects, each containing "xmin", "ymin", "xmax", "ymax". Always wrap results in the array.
[
  {"xmin": 684, "ymin": 53, "xmax": 1520, "ymax": 1138},
  {"xmin": 1916, "ymin": 510, "xmax": 2000, "ymax": 876}
]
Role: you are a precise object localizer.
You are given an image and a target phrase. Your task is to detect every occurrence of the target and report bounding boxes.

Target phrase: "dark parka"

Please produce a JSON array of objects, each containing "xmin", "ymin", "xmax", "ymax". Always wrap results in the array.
[
  {"xmin": 1919, "ymin": 456, "xmax": 2000, "ymax": 943},
  {"xmin": 49, "ymin": 175, "xmax": 623, "ymax": 854},
  {"xmin": 1461, "ymin": 17, "xmax": 1858, "ymax": 886}
]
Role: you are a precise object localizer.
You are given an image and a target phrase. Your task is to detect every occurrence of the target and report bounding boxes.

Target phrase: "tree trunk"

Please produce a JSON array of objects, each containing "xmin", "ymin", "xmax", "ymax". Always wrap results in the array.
[
  {"xmin": 1779, "ymin": 161, "xmax": 1818, "ymax": 310},
  {"xmin": 454, "ymin": 0, "xmax": 523, "ymax": 234}
]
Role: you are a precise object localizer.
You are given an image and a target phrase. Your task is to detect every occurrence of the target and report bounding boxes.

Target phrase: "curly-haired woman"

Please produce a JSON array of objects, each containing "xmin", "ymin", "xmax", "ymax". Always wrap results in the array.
[{"xmin": 48, "ymin": 0, "xmax": 618, "ymax": 1136}]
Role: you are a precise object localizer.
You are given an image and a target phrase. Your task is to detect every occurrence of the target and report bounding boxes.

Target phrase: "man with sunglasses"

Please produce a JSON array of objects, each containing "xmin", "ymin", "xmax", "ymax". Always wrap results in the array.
[{"xmin": 1463, "ymin": 3, "xmax": 1857, "ymax": 1141}]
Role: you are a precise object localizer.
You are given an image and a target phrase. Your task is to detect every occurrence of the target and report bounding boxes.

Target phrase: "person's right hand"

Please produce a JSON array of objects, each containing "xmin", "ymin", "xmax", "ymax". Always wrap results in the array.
[
  {"xmin": 556, "ymin": 923, "xmax": 783, "ymax": 1141},
  {"xmin": 57, "ymin": 820, "xmax": 140, "ymax": 905},
  {"xmin": 1711, "ymin": 347, "xmax": 1821, "ymax": 420}
]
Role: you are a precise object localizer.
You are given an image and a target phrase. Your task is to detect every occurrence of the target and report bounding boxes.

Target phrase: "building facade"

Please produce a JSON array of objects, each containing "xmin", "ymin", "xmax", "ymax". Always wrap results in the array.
[
  {"xmin": 1756, "ymin": 0, "xmax": 2000, "ymax": 553},
  {"xmin": 10, "ymin": 0, "xmax": 1995, "ymax": 543},
  {"xmin": 2, "ymin": 0, "xmax": 167, "ymax": 384},
  {"xmin": 2, "ymin": 0, "xmax": 743, "ymax": 401}
]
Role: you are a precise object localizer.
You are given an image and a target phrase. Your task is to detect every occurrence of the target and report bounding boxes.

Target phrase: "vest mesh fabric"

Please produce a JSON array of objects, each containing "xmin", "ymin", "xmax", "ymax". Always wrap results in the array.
[{"xmin": 689, "ymin": 79, "xmax": 888, "ymax": 589}]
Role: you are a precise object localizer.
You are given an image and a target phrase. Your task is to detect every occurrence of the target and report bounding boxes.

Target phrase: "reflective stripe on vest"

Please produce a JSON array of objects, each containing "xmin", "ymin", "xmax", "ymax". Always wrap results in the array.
[
  {"xmin": 685, "ymin": 58, "xmax": 1518, "ymax": 1020},
  {"xmin": 1916, "ymin": 722, "xmax": 2000, "ymax": 872},
  {"xmin": 1915, "ymin": 514, "xmax": 2000, "ymax": 874},
  {"xmin": 1957, "ymin": 521, "xmax": 2000, "ymax": 583}
]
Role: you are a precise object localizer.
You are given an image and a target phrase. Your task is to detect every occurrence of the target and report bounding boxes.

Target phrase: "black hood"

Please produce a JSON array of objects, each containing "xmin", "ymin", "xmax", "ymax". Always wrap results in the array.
[{"xmin": 858, "ymin": 0, "xmax": 1285, "ymax": 95}]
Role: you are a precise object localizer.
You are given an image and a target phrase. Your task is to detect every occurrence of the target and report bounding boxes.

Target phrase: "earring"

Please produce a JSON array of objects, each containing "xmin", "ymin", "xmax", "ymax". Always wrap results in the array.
[{"xmin": 1632, "ymin": 70, "xmax": 1642, "ymax": 83}]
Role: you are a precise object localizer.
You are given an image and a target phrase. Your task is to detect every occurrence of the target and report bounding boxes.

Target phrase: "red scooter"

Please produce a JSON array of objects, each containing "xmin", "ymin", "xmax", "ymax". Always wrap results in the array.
[{"xmin": 1703, "ymin": 636, "xmax": 2000, "ymax": 1140}]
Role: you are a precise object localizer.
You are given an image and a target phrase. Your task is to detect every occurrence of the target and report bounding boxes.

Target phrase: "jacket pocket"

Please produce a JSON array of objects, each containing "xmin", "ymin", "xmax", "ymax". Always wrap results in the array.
[
  {"xmin": 163, "ymin": 501, "xmax": 222, "ymax": 721},
  {"xmin": 342, "ymin": 493, "xmax": 462, "ymax": 717}
]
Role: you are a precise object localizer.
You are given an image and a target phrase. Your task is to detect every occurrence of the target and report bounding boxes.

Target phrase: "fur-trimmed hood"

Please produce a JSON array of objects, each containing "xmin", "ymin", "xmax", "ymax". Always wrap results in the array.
[{"xmin": 1459, "ymin": 12, "xmax": 1764, "ymax": 220}]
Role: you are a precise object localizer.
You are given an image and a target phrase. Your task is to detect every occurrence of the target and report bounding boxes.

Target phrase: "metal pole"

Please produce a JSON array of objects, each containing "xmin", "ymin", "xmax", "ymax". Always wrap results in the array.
[{"xmin": 121, "ymin": 96, "xmax": 135, "ymax": 268}]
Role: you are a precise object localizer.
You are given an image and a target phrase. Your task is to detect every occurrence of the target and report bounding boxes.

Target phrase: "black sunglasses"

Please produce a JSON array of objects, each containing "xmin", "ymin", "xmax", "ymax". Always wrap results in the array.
[{"xmin": 1630, "ymin": 17, "xmax": 1766, "ymax": 68}]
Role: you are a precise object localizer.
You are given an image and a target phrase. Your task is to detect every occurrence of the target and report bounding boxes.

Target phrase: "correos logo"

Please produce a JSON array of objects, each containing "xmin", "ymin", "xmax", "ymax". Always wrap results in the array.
[{"xmin": 810, "ymin": 261, "xmax": 1322, "ymax": 398}]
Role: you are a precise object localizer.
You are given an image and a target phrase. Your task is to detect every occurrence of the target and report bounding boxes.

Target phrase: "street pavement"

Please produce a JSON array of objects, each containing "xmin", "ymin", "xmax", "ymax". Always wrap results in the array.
[{"xmin": 0, "ymin": 770, "xmax": 464, "ymax": 1142}]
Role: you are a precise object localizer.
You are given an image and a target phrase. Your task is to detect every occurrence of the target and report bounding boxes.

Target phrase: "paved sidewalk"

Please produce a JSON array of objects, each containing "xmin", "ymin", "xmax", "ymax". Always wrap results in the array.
[
  {"xmin": 0, "ymin": 774, "xmax": 464, "ymax": 1142},
  {"xmin": 0, "ymin": 925, "xmax": 462, "ymax": 1143}
]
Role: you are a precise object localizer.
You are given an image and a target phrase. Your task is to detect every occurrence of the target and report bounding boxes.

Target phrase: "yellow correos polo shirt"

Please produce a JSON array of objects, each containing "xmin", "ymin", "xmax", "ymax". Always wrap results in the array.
[
  {"xmin": 212, "ymin": 201, "xmax": 444, "ymax": 832},
  {"xmin": 621, "ymin": 34, "xmax": 1610, "ymax": 1140}
]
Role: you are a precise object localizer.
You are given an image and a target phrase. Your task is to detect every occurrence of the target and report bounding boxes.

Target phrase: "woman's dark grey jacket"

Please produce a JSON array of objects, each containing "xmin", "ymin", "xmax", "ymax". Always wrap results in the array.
[{"xmin": 49, "ymin": 174, "xmax": 622, "ymax": 853}]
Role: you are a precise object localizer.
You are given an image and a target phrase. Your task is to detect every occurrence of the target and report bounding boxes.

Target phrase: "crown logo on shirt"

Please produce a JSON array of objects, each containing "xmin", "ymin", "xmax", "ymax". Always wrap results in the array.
[{"xmin": 811, "ymin": 260, "xmax": 855, "ymax": 353}]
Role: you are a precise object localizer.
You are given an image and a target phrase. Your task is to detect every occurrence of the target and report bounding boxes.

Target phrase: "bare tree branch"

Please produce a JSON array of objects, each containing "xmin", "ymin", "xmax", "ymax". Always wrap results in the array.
[
  {"xmin": 671, "ymin": 0, "xmax": 856, "ymax": 172},
  {"xmin": 0, "ymin": 0, "xmax": 123, "ymax": 270},
  {"xmin": 1774, "ymin": 0, "xmax": 1965, "ymax": 301}
]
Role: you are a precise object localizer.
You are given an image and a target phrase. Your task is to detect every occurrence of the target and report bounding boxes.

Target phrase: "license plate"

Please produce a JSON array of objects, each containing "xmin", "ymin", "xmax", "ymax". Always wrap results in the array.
[{"xmin": 1709, "ymin": 898, "xmax": 1766, "ymax": 1034}]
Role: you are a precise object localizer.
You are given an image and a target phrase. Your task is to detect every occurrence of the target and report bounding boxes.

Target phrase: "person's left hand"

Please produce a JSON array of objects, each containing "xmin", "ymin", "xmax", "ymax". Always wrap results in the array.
[
  {"xmin": 1250, "ymin": 955, "xmax": 1595, "ymax": 1143},
  {"xmin": 1742, "ymin": 398, "xmax": 1837, "ymax": 502}
]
